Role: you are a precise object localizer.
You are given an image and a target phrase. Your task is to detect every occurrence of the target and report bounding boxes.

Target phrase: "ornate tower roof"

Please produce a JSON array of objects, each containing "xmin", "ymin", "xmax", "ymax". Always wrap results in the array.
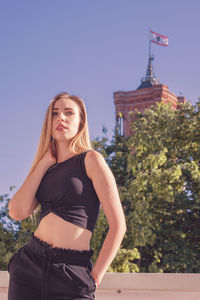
[{"xmin": 137, "ymin": 54, "xmax": 160, "ymax": 90}]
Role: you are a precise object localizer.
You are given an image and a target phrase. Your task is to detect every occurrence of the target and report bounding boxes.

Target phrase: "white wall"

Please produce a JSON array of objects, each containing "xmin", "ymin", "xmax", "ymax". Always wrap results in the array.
[{"xmin": 1, "ymin": 272, "xmax": 200, "ymax": 300}]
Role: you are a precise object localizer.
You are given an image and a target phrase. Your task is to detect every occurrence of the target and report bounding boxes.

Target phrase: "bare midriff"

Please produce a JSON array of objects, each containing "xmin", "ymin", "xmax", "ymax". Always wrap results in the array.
[{"xmin": 34, "ymin": 212, "xmax": 92, "ymax": 250}]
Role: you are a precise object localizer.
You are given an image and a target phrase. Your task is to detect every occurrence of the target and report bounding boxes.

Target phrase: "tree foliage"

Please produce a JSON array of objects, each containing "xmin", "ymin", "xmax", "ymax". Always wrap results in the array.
[{"xmin": 127, "ymin": 101, "xmax": 200, "ymax": 272}]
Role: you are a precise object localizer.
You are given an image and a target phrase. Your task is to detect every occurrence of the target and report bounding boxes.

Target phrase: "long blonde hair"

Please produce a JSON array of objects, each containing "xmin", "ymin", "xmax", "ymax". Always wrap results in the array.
[{"xmin": 28, "ymin": 92, "xmax": 93, "ymax": 220}]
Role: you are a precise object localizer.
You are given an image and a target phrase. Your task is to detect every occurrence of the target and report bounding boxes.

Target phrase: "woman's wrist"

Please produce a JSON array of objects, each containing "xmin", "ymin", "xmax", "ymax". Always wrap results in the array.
[
  {"xmin": 91, "ymin": 271, "xmax": 100, "ymax": 288},
  {"xmin": 93, "ymin": 276, "xmax": 99, "ymax": 288}
]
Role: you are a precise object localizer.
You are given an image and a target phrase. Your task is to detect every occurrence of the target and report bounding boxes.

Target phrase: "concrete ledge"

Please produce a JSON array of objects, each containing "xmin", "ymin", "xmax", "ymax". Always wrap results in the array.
[
  {"xmin": 99, "ymin": 272, "xmax": 200, "ymax": 291},
  {"xmin": 1, "ymin": 271, "xmax": 200, "ymax": 300}
]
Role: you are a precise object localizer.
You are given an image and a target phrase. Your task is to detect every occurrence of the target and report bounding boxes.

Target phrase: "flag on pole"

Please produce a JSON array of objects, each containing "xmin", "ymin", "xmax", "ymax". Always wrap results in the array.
[{"xmin": 150, "ymin": 30, "xmax": 168, "ymax": 46}]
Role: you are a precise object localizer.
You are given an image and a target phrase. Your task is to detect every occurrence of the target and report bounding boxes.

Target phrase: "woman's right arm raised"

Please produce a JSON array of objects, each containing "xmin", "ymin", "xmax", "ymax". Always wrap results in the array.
[{"xmin": 8, "ymin": 143, "xmax": 56, "ymax": 221}]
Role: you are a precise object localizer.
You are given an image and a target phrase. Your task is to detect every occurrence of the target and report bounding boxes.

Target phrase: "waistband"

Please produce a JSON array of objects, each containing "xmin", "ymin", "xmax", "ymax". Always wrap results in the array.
[
  {"xmin": 25, "ymin": 232, "xmax": 94, "ymax": 300},
  {"xmin": 25, "ymin": 232, "xmax": 94, "ymax": 264}
]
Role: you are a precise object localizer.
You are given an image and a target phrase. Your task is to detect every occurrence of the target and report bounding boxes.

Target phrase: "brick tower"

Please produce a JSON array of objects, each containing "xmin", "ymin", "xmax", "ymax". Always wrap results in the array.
[{"xmin": 114, "ymin": 55, "xmax": 186, "ymax": 136}]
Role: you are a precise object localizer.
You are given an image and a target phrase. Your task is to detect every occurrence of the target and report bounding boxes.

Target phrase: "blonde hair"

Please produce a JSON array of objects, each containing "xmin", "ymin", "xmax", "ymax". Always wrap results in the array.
[{"xmin": 28, "ymin": 92, "xmax": 93, "ymax": 221}]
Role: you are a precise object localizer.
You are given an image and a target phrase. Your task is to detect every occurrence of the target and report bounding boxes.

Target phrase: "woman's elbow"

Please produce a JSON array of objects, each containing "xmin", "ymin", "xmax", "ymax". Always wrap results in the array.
[
  {"xmin": 117, "ymin": 216, "xmax": 127, "ymax": 233},
  {"xmin": 8, "ymin": 210, "xmax": 20, "ymax": 221},
  {"xmin": 110, "ymin": 221, "xmax": 127, "ymax": 234},
  {"xmin": 8, "ymin": 203, "xmax": 28, "ymax": 221},
  {"xmin": 121, "ymin": 224, "xmax": 127, "ymax": 235},
  {"xmin": 8, "ymin": 208, "xmax": 25, "ymax": 221}
]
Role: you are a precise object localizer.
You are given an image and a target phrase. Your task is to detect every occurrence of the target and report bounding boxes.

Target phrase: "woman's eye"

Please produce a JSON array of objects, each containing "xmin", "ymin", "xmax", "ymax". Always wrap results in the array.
[{"xmin": 52, "ymin": 112, "xmax": 73, "ymax": 116}]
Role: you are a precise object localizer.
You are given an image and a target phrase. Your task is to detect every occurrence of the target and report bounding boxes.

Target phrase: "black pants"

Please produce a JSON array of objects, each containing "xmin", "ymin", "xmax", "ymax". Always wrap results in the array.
[{"xmin": 7, "ymin": 232, "xmax": 96, "ymax": 300}]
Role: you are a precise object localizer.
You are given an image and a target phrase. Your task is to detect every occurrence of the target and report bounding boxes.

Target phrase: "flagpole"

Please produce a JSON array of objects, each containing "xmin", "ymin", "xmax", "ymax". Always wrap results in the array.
[{"xmin": 149, "ymin": 28, "xmax": 151, "ymax": 60}]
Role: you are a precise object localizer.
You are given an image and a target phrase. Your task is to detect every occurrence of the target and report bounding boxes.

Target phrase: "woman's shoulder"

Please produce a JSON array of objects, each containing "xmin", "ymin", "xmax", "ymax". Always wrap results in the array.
[
  {"xmin": 85, "ymin": 149, "xmax": 105, "ymax": 163},
  {"xmin": 85, "ymin": 150, "xmax": 107, "ymax": 178}
]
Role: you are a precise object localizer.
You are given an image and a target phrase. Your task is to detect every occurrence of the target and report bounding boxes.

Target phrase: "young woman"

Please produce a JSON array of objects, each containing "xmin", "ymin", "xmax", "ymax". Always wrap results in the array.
[{"xmin": 7, "ymin": 92, "xmax": 127, "ymax": 300}]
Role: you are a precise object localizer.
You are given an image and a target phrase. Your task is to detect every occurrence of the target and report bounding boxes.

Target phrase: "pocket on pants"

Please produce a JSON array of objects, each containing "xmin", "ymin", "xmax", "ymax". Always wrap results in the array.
[
  {"xmin": 85, "ymin": 266, "xmax": 97, "ymax": 289},
  {"xmin": 62, "ymin": 264, "xmax": 96, "ymax": 294}
]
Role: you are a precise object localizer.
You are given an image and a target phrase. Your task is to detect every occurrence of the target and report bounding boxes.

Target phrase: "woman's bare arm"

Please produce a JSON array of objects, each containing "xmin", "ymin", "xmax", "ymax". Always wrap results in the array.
[
  {"xmin": 85, "ymin": 150, "xmax": 127, "ymax": 285},
  {"xmin": 8, "ymin": 145, "xmax": 56, "ymax": 221}
]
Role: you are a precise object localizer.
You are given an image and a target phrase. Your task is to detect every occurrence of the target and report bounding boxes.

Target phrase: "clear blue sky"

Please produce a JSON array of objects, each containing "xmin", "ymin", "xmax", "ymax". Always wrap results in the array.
[{"xmin": 0, "ymin": 0, "xmax": 200, "ymax": 196}]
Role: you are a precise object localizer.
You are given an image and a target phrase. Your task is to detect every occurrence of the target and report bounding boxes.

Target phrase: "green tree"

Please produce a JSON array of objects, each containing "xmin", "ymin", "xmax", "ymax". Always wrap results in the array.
[{"xmin": 127, "ymin": 101, "xmax": 200, "ymax": 272}]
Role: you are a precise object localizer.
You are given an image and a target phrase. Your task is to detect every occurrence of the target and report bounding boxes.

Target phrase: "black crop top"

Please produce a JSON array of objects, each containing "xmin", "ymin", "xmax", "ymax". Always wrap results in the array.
[{"xmin": 35, "ymin": 150, "xmax": 100, "ymax": 233}]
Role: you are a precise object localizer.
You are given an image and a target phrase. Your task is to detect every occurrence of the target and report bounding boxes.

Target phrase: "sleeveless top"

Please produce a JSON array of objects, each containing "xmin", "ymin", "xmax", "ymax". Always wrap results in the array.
[{"xmin": 35, "ymin": 150, "xmax": 100, "ymax": 233}]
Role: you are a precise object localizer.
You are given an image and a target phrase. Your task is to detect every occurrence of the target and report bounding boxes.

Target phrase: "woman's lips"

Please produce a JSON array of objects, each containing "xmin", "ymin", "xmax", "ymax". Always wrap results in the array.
[{"xmin": 56, "ymin": 127, "xmax": 67, "ymax": 131}]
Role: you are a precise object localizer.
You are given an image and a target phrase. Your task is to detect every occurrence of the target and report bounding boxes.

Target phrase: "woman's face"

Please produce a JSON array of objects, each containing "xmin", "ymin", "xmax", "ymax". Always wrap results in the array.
[{"xmin": 51, "ymin": 98, "xmax": 81, "ymax": 142}]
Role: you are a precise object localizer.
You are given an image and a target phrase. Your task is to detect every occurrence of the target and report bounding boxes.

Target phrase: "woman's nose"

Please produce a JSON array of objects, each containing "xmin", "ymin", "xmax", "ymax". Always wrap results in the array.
[{"xmin": 57, "ymin": 113, "xmax": 65, "ymax": 121}]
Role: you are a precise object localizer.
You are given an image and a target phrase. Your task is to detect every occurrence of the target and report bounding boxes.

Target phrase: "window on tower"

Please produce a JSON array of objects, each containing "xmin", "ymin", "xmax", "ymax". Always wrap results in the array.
[{"xmin": 116, "ymin": 112, "xmax": 124, "ymax": 135}]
